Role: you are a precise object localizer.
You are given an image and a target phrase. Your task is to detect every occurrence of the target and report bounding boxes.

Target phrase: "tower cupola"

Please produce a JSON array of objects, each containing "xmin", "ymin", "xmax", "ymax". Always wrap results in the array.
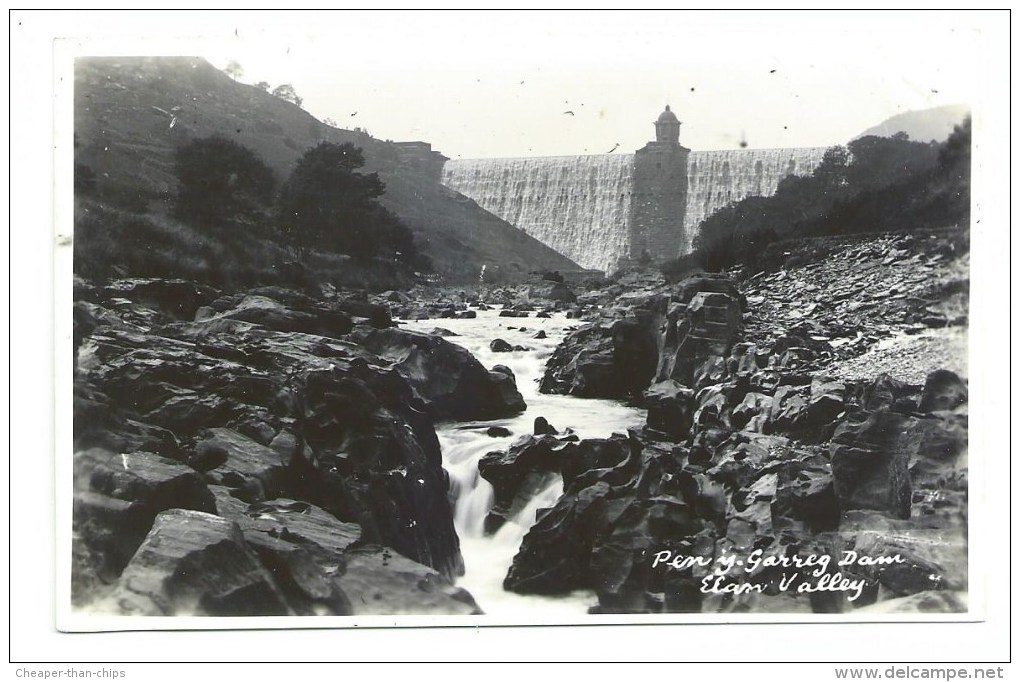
[{"xmin": 654, "ymin": 104, "xmax": 681, "ymax": 145}]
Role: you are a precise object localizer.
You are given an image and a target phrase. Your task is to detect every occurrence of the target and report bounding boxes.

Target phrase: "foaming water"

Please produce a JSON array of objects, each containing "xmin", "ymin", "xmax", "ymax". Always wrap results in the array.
[{"xmin": 400, "ymin": 310, "xmax": 645, "ymax": 614}]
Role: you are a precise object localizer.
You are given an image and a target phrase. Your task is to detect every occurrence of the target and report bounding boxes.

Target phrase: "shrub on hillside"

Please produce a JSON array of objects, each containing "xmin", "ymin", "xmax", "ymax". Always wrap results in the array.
[
  {"xmin": 688, "ymin": 128, "xmax": 966, "ymax": 273},
  {"xmin": 173, "ymin": 135, "xmax": 276, "ymax": 225}
]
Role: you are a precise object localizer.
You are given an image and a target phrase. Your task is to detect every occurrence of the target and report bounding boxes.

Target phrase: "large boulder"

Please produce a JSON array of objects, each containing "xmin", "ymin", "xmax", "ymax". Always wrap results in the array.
[
  {"xmin": 193, "ymin": 295, "xmax": 353, "ymax": 340},
  {"xmin": 195, "ymin": 428, "xmax": 290, "ymax": 503},
  {"xmin": 643, "ymin": 380, "xmax": 696, "ymax": 439},
  {"xmin": 656, "ymin": 277, "xmax": 744, "ymax": 387},
  {"xmin": 541, "ymin": 295, "xmax": 666, "ymax": 398},
  {"xmin": 335, "ymin": 545, "xmax": 482, "ymax": 615},
  {"xmin": 100, "ymin": 279, "xmax": 219, "ymax": 321},
  {"xmin": 110, "ymin": 509, "xmax": 290, "ymax": 616},
  {"xmin": 350, "ymin": 327, "xmax": 526, "ymax": 420}
]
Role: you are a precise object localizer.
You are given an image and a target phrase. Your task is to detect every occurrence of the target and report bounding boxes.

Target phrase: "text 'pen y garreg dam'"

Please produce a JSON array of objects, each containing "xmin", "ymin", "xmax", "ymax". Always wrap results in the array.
[{"xmin": 441, "ymin": 106, "xmax": 829, "ymax": 274}]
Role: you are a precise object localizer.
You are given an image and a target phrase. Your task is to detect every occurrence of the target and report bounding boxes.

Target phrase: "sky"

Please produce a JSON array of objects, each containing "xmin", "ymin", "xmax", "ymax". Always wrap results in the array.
[
  {"xmin": 36, "ymin": 10, "xmax": 991, "ymax": 159},
  {"xmin": 189, "ymin": 11, "xmax": 987, "ymax": 158}
]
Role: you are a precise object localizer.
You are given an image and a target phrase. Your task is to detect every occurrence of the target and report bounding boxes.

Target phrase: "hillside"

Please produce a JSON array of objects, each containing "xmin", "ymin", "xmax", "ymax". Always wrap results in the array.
[
  {"xmin": 854, "ymin": 103, "xmax": 970, "ymax": 143},
  {"xmin": 73, "ymin": 57, "xmax": 581, "ymax": 283}
]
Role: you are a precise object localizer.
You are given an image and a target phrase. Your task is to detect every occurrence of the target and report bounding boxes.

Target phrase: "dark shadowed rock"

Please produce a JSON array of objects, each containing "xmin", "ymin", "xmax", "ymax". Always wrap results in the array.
[
  {"xmin": 504, "ymin": 481, "xmax": 612, "ymax": 594},
  {"xmin": 643, "ymin": 380, "xmax": 696, "ymax": 440},
  {"xmin": 919, "ymin": 369, "xmax": 968, "ymax": 412},
  {"xmin": 101, "ymin": 279, "xmax": 219, "ymax": 321},
  {"xmin": 830, "ymin": 411, "xmax": 915, "ymax": 519},
  {"xmin": 335, "ymin": 545, "xmax": 482, "ymax": 615},
  {"xmin": 195, "ymin": 295, "xmax": 354, "ymax": 340},
  {"xmin": 490, "ymin": 338, "xmax": 513, "ymax": 353},
  {"xmin": 732, "ymin": 392, "xmax": 773, "ymax": 432},
  {"xmin": 111, "ymin": 509, "xmax": 290, "ymax": 616},
  {"xmin": 350, "ymin": 327, "xmax": 526, "ymax": 420},
  {"xmin": 534, "ymin": 416, "xmax": 558, "ymax": 436},
  {"xmin": 244, "ymin": 532, "xmax": 352, "ymax": 616},
  {"xmin": 197, "ymin": 428, "xmax": 289, "ymax": 503},
  {"xmin": 72, "ymin": 491, "xmax": 157, "ymax": 589},
  {"xmin": 79, "ymin": 448, "xmax": 217, "ymax": 515}
]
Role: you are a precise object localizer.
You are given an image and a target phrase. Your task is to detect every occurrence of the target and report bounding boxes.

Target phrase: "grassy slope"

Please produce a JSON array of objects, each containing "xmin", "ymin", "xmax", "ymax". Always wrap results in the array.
[{"xmin": 74, "ymin": 56, "xmax": 581, "ymax": 283}]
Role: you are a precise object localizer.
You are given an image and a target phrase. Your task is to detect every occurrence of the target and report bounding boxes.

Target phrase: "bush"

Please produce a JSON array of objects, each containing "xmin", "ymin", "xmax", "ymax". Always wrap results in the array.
[{"xmin": 173, "ymin": 135, "xmax": 276, "ymax": 225}]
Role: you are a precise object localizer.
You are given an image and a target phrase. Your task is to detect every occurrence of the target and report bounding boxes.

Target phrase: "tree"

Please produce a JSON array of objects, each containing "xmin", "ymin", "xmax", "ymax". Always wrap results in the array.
[
  {"xmin": 277, "ymin": 142, "xmax": 421, "ymax": 265},
  {"xmin": 173, "ymin": 135, "xmax": 276, "ymax": 225},
  {"xmin": 271, "ymin": 84, "xmax": 303, "ymax": 107},
  {"xmin": 225, "ymin": 60, "xmax": 243, "ymax": 81},
  {"xmin": 254, "ymin": 81, "xmax": 271, "ymax": 91}
]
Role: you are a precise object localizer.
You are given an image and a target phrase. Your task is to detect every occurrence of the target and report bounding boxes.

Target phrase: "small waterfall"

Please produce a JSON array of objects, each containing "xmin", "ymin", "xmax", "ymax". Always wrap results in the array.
[
  {"xmin": 399, "ymin": 310, "xmax": 645, "ymax": 614},
  {"xmin": 443, "ymin": 155, "xmax": 636, "ymax": 274}
]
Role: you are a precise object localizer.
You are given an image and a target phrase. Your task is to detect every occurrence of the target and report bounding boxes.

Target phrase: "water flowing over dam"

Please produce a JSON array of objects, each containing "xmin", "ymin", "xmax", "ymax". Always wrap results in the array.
[
  {"xmin": 442, "ymin": 106, "xmax": 828, "ymax": 273},
  {"xmin": 442, "ymin": 155, "xmax": 635, "ymax": 274}
]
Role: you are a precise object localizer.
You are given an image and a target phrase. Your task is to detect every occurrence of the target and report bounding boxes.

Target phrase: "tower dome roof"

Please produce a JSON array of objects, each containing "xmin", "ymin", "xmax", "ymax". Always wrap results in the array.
[{"xmin": 656, "ymin": 105, "xmax": 679, "ymax": 123}]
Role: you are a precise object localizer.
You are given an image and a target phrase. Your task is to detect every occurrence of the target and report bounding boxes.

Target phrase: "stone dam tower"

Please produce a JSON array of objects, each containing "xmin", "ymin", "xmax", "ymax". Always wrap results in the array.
[{"xmin": 442, "ymin": 106, "xmax": 829, "ymax": 274}]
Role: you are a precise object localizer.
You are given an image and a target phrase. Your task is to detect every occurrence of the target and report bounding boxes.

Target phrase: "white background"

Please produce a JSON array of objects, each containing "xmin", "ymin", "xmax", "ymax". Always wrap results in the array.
[{"xmin": 7, "ymin": 8, "xmax": 1013, "ymax": 672}]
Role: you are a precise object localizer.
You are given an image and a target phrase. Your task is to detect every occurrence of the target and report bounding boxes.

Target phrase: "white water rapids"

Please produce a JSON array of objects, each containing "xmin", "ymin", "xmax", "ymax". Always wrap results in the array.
[{"xmin": 399, "ymin": 309, "xmax": 646, "ymax": 615}]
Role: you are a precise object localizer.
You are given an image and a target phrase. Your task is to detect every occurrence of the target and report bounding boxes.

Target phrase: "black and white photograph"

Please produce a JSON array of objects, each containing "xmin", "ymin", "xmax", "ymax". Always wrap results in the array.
[{"xmin": 9, "ymin": 8, "xmax": 1012, "ymax": 668}]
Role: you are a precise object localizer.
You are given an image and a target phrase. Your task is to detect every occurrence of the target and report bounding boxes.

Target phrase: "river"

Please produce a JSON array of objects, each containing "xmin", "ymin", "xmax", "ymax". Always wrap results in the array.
[{"xmin": 399, "ymin": 309, "xmax": 646, "ymax": 616}]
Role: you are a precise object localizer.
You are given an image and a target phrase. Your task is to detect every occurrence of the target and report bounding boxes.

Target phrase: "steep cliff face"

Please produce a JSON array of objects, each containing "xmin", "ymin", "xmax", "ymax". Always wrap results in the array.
[
  {"xmin": 443, "ymin": 146, "xmax": 827, "ymax": 272},
  {"xmin": 442, "ymin": 155, "xmax": 635, "ymax": 275}
]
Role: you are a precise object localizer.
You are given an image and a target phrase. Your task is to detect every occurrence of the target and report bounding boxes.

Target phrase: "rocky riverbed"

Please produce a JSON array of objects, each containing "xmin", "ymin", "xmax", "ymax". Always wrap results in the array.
[
  {"xmin": 491, "ymin": 231, "xmax": 969, "ymax": 613},
  {"xmin": 71, "ymin": 229, "xmax": 969, "ymax": 617}
]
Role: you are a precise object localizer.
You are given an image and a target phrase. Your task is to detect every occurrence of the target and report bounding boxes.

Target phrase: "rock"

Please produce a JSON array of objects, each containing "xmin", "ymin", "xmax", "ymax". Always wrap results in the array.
[
  {"xmin": 79, "ymin": 448, "xmax": 217, "ymax": 515},
  {"xmin": 648, "ymin": 381, "xmax": 697, "ymax": 438},
  {"xmin": 830, "ymin": 411, "xmax": 916, "ymax": 519},
  {"xmin": 111, "ymin": 510, "xmax": 290, "ymax": 616},
  {"xmin": 499, "ymin": 310, "xmax": 530, "ymax": 318},
  {"xmin": 489, "ymin": 338, "xmax": 513, "ymax": 353},
  {"xmin": 504, "ymin": 481, "xmax": 612, "ymax": 594},
  {"xmin": 478, "ymin": 435, "xmax": 568, "ymax": 531},
  {"xmin": 854, "ymin": 373, "xmax": 921, "ymax": 413},
  {"xmin": 541, "ymin": 296, "xmax": 664, "ymax": 398},
  {"xmin": 425, "ymin": 327, "xmax": 459, "ymax": 337},
  {"xmin": 486, "ymin": 426, "xmax": 513, "ymax": 438},
  {"xmin": 191, "ymin": 295, "xmax": 354, "ymax": 340},
  {"xmin": 533, "ymin": 330, "xmax": 547, "ymax": 339},
  {"xmin": 72, "ymin": 491, "xmax": 157, "ymax": 587},
  {"xmin": 731, "ymin": 392, "xmax": 773, "ymax": 432},
  {"xmin": 335, "ymin": 299, "xmax": 393, "ymax": 328},
  {"xmin": 656, "ymin": 277, "xmax": 743, "ymax": 387},
  {"xmin": 534, "ymin": 416, "xmax": 558, "ymax": 436},
  {"xmin": 291, "ymin": 368, "xmax": 464, "ymax": 579},
  {"xmin": 768, "ymin": 384, "xmax": 810, "ymax": 432},
  {"xmin": 692, "ymin": 384, "xmax": 731, "ymax": 430},
  {"xmin": 919, "ymin": 369, "xmax": 968, "ymax": 412},
  {"xmin": 857, "ymin": 591, "xmax": 966, "ymax": 614},
  {"xmin": 488, "ymin": 369, "xmax": 528, "ymax": 415},
  {"xmin": 243, "ymin": 533, "xmax": 353, "ymax": 616},
  {"xmin": 211, "ymin": 489, "xmax": 362, "ymax": 566},
  {"xmin": 196, "ymin": 428, "xmax": 290, "ymax": 503},
  {"xmin": 335, "ymin": 545, "xmax": 482, "ymax": 615},
  {"xmin": 805, "ymin": 377, "xmax": 847, "ymax": 427},
  {"xmin": 350, "ymin": 327, "xmax": 525, "ymax": 420},
  {"xmin": 101, "ymin": 279, "xmax": 219, "ymax": 321}
]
